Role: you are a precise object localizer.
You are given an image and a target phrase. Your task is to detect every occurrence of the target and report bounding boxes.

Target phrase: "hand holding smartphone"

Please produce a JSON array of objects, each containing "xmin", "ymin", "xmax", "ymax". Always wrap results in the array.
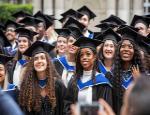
[{"xmin": 77, "ymin": 102, "xmax": 103, "ymax": 115}]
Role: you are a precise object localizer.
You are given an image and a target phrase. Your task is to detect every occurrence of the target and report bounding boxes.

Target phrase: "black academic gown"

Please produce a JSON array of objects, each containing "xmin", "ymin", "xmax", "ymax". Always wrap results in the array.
[
  {"xmin": 53, "ymin": 56, "xmax": 75, "ymax": 78},
  {"xmin": 22, "ymin": 79, "xmax": 66, "ymax": 115},
  {"xmin": 53, "ymin": 58, "xmax": 64, "ymax": 76},
  {"xmin": 63, "ymin": 75, "xmax": 113, "ymax": 115},
  {"xmin": 112, "ymin": 70, "xmax": 133, "ymax": 115},
  {"xmin": 7, "ymin": 60, "xmax": 17, "ymax": 84}
]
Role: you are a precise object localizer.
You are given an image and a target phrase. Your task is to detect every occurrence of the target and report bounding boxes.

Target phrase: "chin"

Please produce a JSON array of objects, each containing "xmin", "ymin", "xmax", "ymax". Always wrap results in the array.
[{"xmin": 35, "ymin": 68, "xmax": 46, "ymax": 72}]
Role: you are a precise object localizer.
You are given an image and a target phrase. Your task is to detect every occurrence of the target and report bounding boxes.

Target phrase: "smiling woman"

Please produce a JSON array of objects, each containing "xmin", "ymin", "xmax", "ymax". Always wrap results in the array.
[
  {"xmin": 19, "ymin": 41, "xmax": 66, "ymax": 115},
  {"xmin": 96, "ymin": 28, "xmax": 121, "ymax": 75},
  {"xmin": 8, "ymin": 27, "xmax": 37, "ymax": 88},
  {"xmin": 64, "ymin": 37, "xmax": 113, "ymax": 115},
  {"xmin": 112, "ymin": 26, "xmax": 146, "ymax": 114}
]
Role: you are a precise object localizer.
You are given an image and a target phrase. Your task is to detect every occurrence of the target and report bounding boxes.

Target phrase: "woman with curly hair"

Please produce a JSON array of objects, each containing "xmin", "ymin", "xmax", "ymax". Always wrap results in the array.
[
  {"xmin": 19, "ymin": 41, "xmax": 66, "ymax": 115},
  {"xmin": 113, "ymin": 27, "xmax": 146, "ymax": 114},
  {"xmin": 138, "ymin": 39, "xmax": 150, "ymax": 75},
  {"xmin": 64, "ymin": 37, "xmax": 113, "ymax": 115},
  {"xmin": 96, "ymin": 28, "xmax": 121, "ymax": 76},
  {"xmin": 8, "ymin": 28, "xmax": 37, "ymax": 88}
]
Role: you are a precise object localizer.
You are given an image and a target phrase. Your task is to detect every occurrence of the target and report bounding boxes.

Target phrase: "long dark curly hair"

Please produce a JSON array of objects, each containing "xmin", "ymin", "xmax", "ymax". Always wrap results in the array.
[
  {"xmin": 113, "ymin": 39, "xmax": 145, "ymax": 113},
  {"xmin": 19, "ymin": 52, "xmax": 58, "ymax": 112}
]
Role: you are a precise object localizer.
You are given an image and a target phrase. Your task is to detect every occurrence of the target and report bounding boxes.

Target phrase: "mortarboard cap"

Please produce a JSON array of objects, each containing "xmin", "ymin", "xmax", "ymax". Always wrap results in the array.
[
  {"xmin": 95, "ymin": 28, "xmax": 121, "ymax": 43},
  {"xmin": 117, "ymin": 26, "xmax": 145, "ymax": 44},
  {"xmin": 101, "ymin": 15, "xmax": 126, "ymax": 26},
  {"xmin": 68, "ymin": 26, "xmax": 83, "ymax": 39},
  {"xmin": 45, "ymin": 14, "xmax": 57, "ymax": 23},
  {"xmin": 144, "ymin": 14, "xmax": 150, "ymax": 18},
  {"xmin": 19, "ymin": 16, "xmax": 42, "ymax": 27},
  {"xmin": 77, "ymin": 5, "xmax": 96, "ymax": 20},
  {"xmin": 118, "ymin": 25, "xmax": 139, "ymax": 32},
  {"xmin": 12, "ymin": 10, "xmax": 31, "ymax": 19},
  {"xmin": 5, "ymin": 19, "xmax": 21, "ymax": 29},
  {"xmin": 63, "ymin": 17, "xmax": 86, "ymax": 32},
  {"xmin": 0, "ymin": 29, "xmax": 11, "ymax": 47},
  {"xmin": 138, "ymin": 40, "xmax": 150, "ymax": 54},
  {"xmin": 73, "ymin": 36, "xmax": 101, "ymax": 49},
  {"xmin": 59, "ymin": 17, "xmax": 66, "ymax": 23},
  {"xmin": 0, "ymin": 54, "xmax": 13, "ymax": 65},
  {"xmin": 34, "ymin": 11, "xmax": 53, "ymax": 29},
  {"xmin": 23, "ymin": 41, "xmax": 55, "ymax": 57},
  {"xmin": 55, "ymin": 28, "xmax": 71, "ymax": 38},
  {"xmin": 130, "ymin": 15, "xmax": 150, "ymax": 27},
  {"xmin": 95, "ymin": 22, "xmax": 118, "ymax": 31},
  {"xmin": 61, "ymin": 9, "xmax": 83, "ymax": 20},
  {"xmin": 93, "ymin": 32, "xmax": 102, "ymax": 39},
  {"xmin": 15, "ymin": 27, "xmax": 38, "ymax": 41}
]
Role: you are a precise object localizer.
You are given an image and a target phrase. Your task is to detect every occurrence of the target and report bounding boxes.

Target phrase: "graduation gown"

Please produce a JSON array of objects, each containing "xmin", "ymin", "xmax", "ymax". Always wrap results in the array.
[
  {"xmin": 7, "ymin": 59, "xmax": 27, "ymax": 84},
  {"xmin": 112, "ymin": 70, "xmax": 133, "ymax": 115},
  {"xmin": 53, "ymin": 56, "xmax": 75, "ymax": 78},
  {"xmin": 63, "ymin": 73, "xmax": 113, "ymax": 115},
  {"xmin": 22, "ymin": 79, "xmax": 66, "ymax": 115}
]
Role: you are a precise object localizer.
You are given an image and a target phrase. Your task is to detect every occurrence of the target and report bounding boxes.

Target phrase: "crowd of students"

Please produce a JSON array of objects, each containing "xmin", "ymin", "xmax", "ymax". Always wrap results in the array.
[{"xmin": 0, "ymin": 5, "xmax": 150, "ymax": 115}]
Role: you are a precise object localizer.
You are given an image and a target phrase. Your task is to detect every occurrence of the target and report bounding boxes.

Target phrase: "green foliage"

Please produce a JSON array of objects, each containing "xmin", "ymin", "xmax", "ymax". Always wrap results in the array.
[{"xmin": 0, "ymin": 4, "xmax": 33, "ymax": 23}]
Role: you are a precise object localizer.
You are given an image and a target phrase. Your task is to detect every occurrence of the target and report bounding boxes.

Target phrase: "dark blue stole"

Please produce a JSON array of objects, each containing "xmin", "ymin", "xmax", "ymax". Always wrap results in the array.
[
  {"xmin": 98, "ymin": 61, "xmax": 113, "ymax": 75},
  {"xmin": 18, "ymin": 59, "xmax": 27, "ymax": 66},
  {"xmin": 122, "ymin": 72, "xmax": 133, "ymax": 90},
  {"xmin": 77, "ymin": 73, "xmax": 112, "ymax": 91},
  {"xmin": 58, "ymin": 56, "xmax": 75, "ymax": 72}
]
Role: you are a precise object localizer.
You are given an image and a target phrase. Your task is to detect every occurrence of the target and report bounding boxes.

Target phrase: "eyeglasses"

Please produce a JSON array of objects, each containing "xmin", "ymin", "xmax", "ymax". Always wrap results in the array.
[{"xmin": 6, "ymin": 28, "xmax": 15, "ymax": 32}]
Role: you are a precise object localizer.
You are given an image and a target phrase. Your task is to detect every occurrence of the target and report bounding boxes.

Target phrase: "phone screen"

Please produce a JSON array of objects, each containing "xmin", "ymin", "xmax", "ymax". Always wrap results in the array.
[{"xmin": 78, "ymin": 102, "xmax": 101, "ymax": 115}]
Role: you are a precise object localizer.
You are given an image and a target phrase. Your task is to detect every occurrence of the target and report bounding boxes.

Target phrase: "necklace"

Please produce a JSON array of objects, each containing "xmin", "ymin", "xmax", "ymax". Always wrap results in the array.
[{"xmin": 38, "ymin": 78, "xmax": 47, "ymax": 89}]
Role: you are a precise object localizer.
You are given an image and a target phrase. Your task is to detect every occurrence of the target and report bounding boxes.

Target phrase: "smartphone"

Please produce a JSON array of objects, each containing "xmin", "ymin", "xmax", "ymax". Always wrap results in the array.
[{"xmin": 77, "ymin": 102, "xmax": 103, "ymax": 115}]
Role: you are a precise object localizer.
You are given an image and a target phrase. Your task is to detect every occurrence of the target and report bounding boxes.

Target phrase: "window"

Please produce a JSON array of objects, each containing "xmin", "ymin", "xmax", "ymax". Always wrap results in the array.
[{"xmin": 144, "ymin": 0, "xmax": 150, "ymax": 14}]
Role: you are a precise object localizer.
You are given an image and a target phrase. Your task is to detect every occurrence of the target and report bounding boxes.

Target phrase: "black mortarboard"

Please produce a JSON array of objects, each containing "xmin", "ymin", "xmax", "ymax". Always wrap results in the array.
[
  {"xmin": 59, "ymin": 17, "xmax": 67, "ymax": 23},
  {"xmin": 61, "ymin": 9, "xmax": 83, "ymax": 20},
  {"xmin": 93, "ymin": 32, "xmax": 102, "ymax": 39},
  {"xmin": 138, "ymin": 40, "xmax": 150, "ymax": 54},
  {"xmin": 34, "ymin": 11, "xmax": 53, "ymax": 29},
  {"xmin": 95, "ymin": 22, "xmax": 118, "ymax": 31},
  {"xmin": 117, "ymin": 26, "xmax": 144, "ymax": 44},
  {"xmin": 23, "ymin": 41, "xmax": 55, "ymax": 57},
  {"xmin": 0, "ymin": 54, "xmax": 13, "ymax": 65},
  {"xmin": 5, "ymin": 19, "xmax": 21, "ymax": 29},
  {"xmin": 0, "ymin": 29, "xmax": 11, "ymax": 47},
  {"xmin": 77, "ymin": 5, "xmax": 96, "ymax": 20},
  {"xmin": 19, "ymin": 16, "xmax": 42, "ymax": 27},
  {"xmin": 12, "ymin": 10, "xmax": 31, "ymax": 19},
  {"xmin": 45, "ymin": 14, "xmax": 57, "ymax": 23},
  {"xmin": 73, "ymin": 36, "xmax": 101, "ymax": 49},
  {"xmin": 130, "ymin": 15, "xmax": 150, "ymax": 27},
  {"xmin": 55, "ymin": 28, "xmax": 71, "ymax": 38},
  {"xmin": 101, "ymin": 15, "xmax": 126, "ymax": 26},
  {"xmin": 118, "ymin": 25, "xmax": 139, "ymax": 32},
  {"xmin": 68, "ymin": 26, "xmax": 83, "ymax": 39},
  {"xmin": 15, "ymin": 27, "xmax": 38, "ymax": 41},
  {"xmin": 63, "ymin": 17, "xmax": 86, "ymax": 32},
  {"xmin": 144, "ymin": 14, "xmax": 150, "ymax": 18},
  {"xmin": 95, "ymin": 28, "xmax": 121, "ymax": 43}
]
